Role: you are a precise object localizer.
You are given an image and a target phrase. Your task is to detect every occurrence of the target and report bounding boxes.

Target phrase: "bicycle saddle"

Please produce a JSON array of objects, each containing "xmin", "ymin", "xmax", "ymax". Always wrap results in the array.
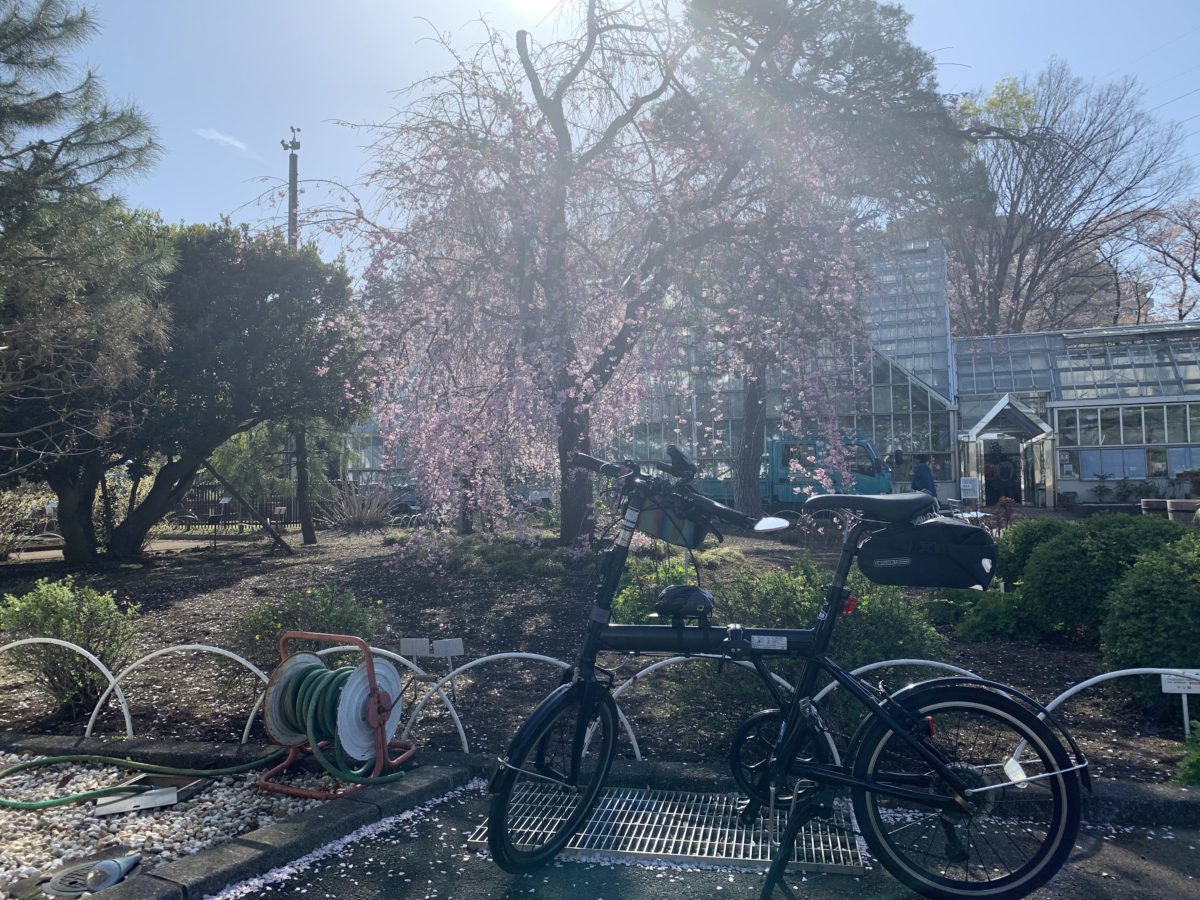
[{"xmin": 804, "ymin": 492, "xmax": 937, "ymax": 523}]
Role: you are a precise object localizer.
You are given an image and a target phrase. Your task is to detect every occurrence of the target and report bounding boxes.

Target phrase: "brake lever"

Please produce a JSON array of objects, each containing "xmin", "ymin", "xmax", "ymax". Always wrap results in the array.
[
  {"xmin": 654, "ymin": 459, "xmax": 696, "ymax": 483},
  {"xmin": 665, "ymin": 444, "xmax": 698, "ymax": 480}
]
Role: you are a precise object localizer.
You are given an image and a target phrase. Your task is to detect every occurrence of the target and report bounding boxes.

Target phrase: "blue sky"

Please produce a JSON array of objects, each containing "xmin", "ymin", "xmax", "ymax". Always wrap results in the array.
[{"xmin": 78, "ymin": 0, "xmax": 1200, "ymax": 232}]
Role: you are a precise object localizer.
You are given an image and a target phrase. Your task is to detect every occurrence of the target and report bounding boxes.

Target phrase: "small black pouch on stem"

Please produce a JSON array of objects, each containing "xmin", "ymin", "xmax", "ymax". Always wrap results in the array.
[{"xmin": 654, "ymin": 585, "xmax": 715, "ymax": 623}]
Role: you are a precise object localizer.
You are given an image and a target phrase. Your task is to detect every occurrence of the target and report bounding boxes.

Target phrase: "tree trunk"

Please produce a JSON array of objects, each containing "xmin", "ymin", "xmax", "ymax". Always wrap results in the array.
[
  {"xmin": 45, "ymin": 460, "xmax": 103, "ymax": 564},
  {"xmin": 97, "ymin": 472, "xmax": 115, "ymax": 545},
  {"xmin": 107, "ymin": 457, "xmax": 201, "ymax": 559},
  {"xmin": 557, "ymin": 403, "xmax": 593, "ymax": 545},
  {"xmin": 127, "ymin": 476, "xmax": 141, "ymax": 518},
  {"xmin": 457, "ymin": 474, "xmax": 474, "ymax": 535},
  {"xmin": 295, "ymin": 425, "xmax": 317, "ymax": 545},
  {"xmin": 734, "ymin": 362, "xmax": 768, "ymax": 517}
]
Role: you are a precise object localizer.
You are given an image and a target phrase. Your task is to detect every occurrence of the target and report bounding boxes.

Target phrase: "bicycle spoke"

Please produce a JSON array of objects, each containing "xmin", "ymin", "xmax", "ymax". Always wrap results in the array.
[{"xmin": 853, "ymin": 687, "xmax": 1080, "ymax": 898}]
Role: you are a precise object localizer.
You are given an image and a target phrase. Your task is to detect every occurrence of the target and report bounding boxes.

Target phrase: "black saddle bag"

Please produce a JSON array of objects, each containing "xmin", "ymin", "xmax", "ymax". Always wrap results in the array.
[{"xmin": 857, "ymin": 516, "xmax": 997, "ymax": 590}]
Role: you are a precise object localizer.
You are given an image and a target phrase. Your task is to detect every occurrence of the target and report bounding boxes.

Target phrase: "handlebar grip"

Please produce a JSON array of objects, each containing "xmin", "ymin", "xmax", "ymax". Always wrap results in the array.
[
  {"xmin": 685, "ymin": 490, "xmax": 755, "ymax": 529},
  {"xmin": 570, "ymin": 452, "xmax": 625, "ymax": 477}
]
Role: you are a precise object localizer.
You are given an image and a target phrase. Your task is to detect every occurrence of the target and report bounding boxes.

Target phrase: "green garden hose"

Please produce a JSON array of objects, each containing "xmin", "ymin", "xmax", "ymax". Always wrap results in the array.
[
  {"xmin": 0, "ymin": 750, "xmax": 286, "ymax": 810},
  {"xmin": 2, "ymin": 655, "xmax": 409, "ymax": 809},
  {"xmin": 283, "ymin": 661, "xmax": 408, "ymax": 786}
]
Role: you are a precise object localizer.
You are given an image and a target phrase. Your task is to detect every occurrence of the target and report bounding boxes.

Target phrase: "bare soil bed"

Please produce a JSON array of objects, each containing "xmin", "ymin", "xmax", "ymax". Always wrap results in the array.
[{"xmin": 0, "ymin": 532, "xmax": 1188, "ymax": 785}]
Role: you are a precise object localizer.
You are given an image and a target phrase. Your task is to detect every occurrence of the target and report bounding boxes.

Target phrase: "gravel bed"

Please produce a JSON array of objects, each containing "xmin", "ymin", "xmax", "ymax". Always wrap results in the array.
[{"xmin": 0, "ymin": 751, "xmax": 331, "ymax": 896}]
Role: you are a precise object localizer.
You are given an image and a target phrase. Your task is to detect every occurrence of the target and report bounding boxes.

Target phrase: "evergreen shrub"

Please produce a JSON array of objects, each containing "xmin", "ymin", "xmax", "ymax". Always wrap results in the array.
[
  {"xmin": 1022, "ymin": 514, "xmax": 1187, "ymax": 645},
  {"xmin": 233, "ymin": 581, "xmax": 382, "ymax": 667},
  {"xmin": 956, "ymin": 590, "xmax": 1033, "ymax": 642},
  {"xmin": 924, "ymin": 587, "xmax": 989, "ymax": 626},
  {"xmin": 674, "ymin": 561, "xmax": 948, "ymax": 736},
  {"xmin": 1175, "ymin": 723, "xmax": 1200, "ymax": 785},
  {"xmin": 711, "ymin": 561, "xmax": 947, "ymax": 674},
  {"xmin": 612, "ymin": 555, "xmax": 693, "ymax": 624},
  {"xmin": 1101, "ymin": 532, "xmax": 1200, "ymax": 709},
  {"xmin": 610, "ymin": 545, "xmax": 749, "ymax": 624},
  {"xmin": 996, "ymin": 518, "xmax": 1076, "ymax": 585},
  {"xmin": 0, "ymin": 577, "xmax": 140, "ymax": 714}
]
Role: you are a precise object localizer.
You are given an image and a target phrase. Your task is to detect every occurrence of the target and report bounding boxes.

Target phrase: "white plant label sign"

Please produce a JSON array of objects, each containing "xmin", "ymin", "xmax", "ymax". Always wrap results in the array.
[{"xmin": 1160, "ymin": 671, "xmax": 1200, "ymax": 694}]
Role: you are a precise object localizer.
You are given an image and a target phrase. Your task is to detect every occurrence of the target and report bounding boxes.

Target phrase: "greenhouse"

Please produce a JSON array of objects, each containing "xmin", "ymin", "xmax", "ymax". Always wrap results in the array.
[
  {"xmin": 957, "ymin": 322, "xmax": 1200, "ymax": 506},
  {"xmin": 630, "ymin": 237, "xmax": 1200, "ymax": 508}
]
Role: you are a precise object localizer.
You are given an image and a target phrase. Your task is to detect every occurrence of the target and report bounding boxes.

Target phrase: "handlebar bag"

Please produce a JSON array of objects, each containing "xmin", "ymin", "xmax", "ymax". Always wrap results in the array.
[
  {"xmin": 636, "ymin": 499, "xmax": 709, "ymax": 549},
  {"xmin": 655, "ymin": 585, "xmax": 715, "ymax": 620},
  {"xmin": 857, "ymin": 516, "xmax": 997, "ymax": 590}
]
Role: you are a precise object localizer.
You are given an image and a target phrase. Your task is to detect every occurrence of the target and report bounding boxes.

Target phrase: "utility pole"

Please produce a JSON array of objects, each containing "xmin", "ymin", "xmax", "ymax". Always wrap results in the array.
[
  {"xmin": 282, "ymin": 127, "xmax": 318, "ymax": 546},
  {"xmin": 283, "ymin": 126, "xmax": 299, "ymax": 248}
]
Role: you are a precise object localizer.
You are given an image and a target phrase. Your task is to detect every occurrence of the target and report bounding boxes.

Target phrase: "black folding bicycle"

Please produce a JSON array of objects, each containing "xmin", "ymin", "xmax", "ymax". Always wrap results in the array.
[{"xmin": 488, "ymin": 447, "xmax": 1088, "ymax": 900}]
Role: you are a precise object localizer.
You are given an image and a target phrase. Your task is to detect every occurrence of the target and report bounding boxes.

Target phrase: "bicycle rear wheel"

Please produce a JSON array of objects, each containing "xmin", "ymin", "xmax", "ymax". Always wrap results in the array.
[
  {"xmin": 851, "ymin": 684, "xmax": 1080, "ymax": 899},
  {"xmin": 488, "ymin": 684, "xmax": 618, "ymax": 873}
]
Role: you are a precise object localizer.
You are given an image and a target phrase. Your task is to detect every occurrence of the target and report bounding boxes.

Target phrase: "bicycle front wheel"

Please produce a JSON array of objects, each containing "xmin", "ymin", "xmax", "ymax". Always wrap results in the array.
[
  {"xmin": 488, "ymin": 684, "xmax": 618, "ymax": 873},
  {"xmin": 851, "ymin": 684, "xmax": 1080, "ymax": 900}
]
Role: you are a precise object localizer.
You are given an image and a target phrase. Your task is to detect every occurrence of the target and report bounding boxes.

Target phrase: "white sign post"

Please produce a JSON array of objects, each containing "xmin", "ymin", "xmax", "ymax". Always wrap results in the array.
[
  {"xmin": 959, "ymin": 477, "xmax": 980, "ymax": 501},
  {"xmin": 1161, "ymin": 671, "xmax": 1200, "ymax": 737}
]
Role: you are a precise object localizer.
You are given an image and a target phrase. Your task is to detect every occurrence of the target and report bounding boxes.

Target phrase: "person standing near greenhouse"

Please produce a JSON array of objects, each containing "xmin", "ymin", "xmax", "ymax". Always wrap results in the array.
[{"xmin": 910, "ymin": 454, "xmax": 937, "ymax": 497}]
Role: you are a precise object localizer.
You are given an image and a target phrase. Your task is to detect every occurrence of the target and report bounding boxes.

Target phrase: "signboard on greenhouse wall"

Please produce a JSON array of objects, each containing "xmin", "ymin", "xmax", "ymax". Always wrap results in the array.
[{"xmin": 959, "ymin": 477, "xmax": 980, "ymax": 500}]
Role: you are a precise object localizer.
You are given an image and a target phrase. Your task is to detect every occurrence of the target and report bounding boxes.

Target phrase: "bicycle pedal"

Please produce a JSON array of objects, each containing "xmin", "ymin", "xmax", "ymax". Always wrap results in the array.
[{"xmin": 735, "ymin": 798, "xmax": 760, "ymax": 826}]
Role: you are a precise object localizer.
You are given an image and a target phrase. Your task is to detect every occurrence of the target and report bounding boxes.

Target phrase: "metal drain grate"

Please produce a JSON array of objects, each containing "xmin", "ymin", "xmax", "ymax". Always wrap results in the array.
[{"xmin": 469, "ymin": 786, "xmax": 864, "ymax": 874}]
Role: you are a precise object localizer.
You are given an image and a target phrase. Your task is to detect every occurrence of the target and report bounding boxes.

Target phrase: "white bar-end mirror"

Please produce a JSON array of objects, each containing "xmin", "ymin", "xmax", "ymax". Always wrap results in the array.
[{"xmin": 753, "ymin": 516, "xmax": 791, "ymax": 533}]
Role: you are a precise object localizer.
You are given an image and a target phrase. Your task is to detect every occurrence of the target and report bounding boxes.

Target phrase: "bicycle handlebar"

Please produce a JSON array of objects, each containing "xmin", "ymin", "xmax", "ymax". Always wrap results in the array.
[
  {"xmin": 678, "ymin": 487, "xmax": 756, "ymax": 529},
  {"xmin": 569, "ymin": 451, "xmax": 755, "ymax": 529},
  {"xmin": 569, "ymin": 452, "xmax": 629, "ymax": 478}
]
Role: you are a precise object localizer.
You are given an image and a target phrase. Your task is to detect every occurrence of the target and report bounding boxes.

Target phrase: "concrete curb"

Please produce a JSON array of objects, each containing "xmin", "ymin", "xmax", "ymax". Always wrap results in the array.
[
  {"xmin": 2, "ymin": 735, "xmax": 1198, "ymax": 896},
  {"xmin": 93, "ymin": 762, "xmax": 489, "ymax": 899}
]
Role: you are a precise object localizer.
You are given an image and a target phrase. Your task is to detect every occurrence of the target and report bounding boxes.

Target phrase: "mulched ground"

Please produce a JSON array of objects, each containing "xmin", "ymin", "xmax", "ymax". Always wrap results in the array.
[{"xmin": 0, "ymin": 531, "xmax": 1188, "ymax": 784}]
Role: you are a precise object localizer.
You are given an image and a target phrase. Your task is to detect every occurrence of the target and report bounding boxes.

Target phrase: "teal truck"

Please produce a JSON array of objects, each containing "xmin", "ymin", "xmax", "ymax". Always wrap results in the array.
[{"xmin": 696, "ymin": 436, "xmax": 892, "ymax": 510}]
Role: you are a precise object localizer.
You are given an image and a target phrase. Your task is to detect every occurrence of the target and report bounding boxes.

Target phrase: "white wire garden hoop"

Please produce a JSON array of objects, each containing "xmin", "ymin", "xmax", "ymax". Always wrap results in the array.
[{"xmin": 1, "ymin": 638, "xmax": 133, "ymax": 737}]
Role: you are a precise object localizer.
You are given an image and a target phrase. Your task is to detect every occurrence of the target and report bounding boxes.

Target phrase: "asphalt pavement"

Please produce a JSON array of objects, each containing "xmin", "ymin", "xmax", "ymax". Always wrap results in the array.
[
  {"xmin": 4, "ymin": 736, "xmax": 1194, "ymax": 900},
  {"xmin": 206, "ymin": 782, "xmax": 1200, "ymax": 900}
]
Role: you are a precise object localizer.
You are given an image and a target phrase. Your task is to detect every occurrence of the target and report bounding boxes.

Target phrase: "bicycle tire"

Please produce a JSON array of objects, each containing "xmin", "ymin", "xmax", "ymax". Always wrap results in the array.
[
  {"xmin": 851, "ymin": 684, "xmax": 1080, "ymax": 899},
  {"xmin": 488, "ymin": 684, "xmax": 618, "ymax": 873}
]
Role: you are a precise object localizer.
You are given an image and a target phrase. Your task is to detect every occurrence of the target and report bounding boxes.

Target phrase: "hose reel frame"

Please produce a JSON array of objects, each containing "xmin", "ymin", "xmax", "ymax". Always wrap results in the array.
[{"xmin": 258, "ymin": 631, "xmax": 414, "ymax": 800}]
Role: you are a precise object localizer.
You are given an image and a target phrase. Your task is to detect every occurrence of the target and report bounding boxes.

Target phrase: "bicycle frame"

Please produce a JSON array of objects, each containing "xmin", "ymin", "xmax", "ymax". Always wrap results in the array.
[
  {"xmin": 491, "ymin": 457, "xmax": 1087, "ymax": 898},
  {"xmin": 564, "ymin": 469, "xmax": 975, "ymax": 812}
]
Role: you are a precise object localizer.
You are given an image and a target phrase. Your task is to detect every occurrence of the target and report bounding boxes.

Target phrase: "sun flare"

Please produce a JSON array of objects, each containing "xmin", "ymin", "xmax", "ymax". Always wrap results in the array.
[{"xmin": 496, "ymin": 0, "xmax": 566, "ymax": 20}]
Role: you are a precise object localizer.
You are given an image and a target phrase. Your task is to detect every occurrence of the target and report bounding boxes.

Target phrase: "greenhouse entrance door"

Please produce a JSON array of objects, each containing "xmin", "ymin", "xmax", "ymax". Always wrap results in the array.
[{"xmin": 962, "ymin": 394, "xmax": 1056, "ymax": 508}]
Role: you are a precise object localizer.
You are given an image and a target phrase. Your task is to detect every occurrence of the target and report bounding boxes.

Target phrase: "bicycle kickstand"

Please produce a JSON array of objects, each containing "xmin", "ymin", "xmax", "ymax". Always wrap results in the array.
[{"xmin": 758, "ymin": 787, "xmax": 835, "ymax": 900}]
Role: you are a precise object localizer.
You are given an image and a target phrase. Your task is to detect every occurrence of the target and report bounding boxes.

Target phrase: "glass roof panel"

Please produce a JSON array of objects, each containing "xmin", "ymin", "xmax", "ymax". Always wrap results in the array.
[{"xmin": 956, "ymin": 326, "xmax": 1200, "ymax": 402}]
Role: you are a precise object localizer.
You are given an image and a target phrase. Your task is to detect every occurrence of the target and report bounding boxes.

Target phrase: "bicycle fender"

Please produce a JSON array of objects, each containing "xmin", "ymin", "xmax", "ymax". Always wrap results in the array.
[
  {"xmin": 855, "ymin": 676, "xmax": 1091, "ymax": 793},
  {"xmin": 488, "ymin": 682, "xmax": 583, "ymax": 793}
]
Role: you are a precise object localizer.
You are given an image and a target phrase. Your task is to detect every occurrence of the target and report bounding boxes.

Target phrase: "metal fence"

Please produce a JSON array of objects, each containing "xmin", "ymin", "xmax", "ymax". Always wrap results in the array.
[{"xmin": 172, "ymin": 484, "xmax": 296, "ymax": 527}]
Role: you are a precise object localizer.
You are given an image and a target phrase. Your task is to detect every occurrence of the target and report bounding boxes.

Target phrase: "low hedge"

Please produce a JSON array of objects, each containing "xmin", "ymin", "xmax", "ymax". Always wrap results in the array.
[
  {"xmin": 1022, "ymin": 514, "xmax": 1187, "ymax": 645},
  {"xmin": 1102, "ymin": 532, "xmax": 1200, "ymax": 710},
  {"xmin": 996, "ymin": 517, "xmax": 1076, "ymax": 586}
]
